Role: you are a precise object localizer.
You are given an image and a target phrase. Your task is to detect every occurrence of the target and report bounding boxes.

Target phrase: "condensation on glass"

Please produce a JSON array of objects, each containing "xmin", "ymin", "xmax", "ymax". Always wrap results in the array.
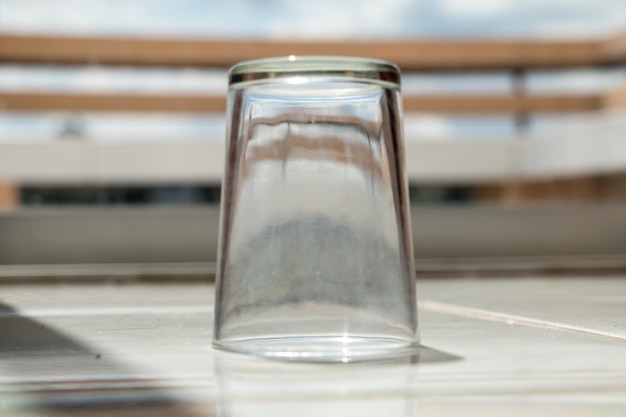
[{"xmin": 213, "ymin": 56, "xmax": 418, "ymax": 362}]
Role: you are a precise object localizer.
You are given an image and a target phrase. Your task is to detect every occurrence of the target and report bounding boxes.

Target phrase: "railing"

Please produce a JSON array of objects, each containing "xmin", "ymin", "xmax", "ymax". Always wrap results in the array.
[
  {"xmin": 1, "ymin": 33, "xmax": 625, "ymax": 117},
  {"xmin": 1, "ymin": 33, "xmax": 626, "ymax": 207},
  {"xmin": 0, "ymin": 90, "xmax": 608, "ymax": 114}
]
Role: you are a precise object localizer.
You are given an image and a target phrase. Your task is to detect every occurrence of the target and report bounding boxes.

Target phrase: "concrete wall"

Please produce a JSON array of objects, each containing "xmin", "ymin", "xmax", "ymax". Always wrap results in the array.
[{"xmin": 1, "ymin": 205, "xmax": 625, "ymax": 265}]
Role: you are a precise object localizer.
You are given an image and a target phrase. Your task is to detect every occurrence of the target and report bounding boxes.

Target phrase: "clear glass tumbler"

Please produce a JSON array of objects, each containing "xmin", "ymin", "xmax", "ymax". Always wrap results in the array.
[{"xmin": 213, "ymin": 56, "xmax": 418, "ymax": 362}]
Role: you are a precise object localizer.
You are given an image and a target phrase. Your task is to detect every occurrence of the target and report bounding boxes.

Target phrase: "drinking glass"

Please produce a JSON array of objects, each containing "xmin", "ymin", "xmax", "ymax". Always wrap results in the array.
[{"xmin": 213, "ymin": 56, "xmax": 418, "ymax": 361}]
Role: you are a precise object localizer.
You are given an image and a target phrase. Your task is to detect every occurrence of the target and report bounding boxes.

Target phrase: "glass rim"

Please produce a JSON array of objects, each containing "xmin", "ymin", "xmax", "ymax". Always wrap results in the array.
[{"xmin": 229, "ymin": 56, "xmax": 401, "ymax": 87}]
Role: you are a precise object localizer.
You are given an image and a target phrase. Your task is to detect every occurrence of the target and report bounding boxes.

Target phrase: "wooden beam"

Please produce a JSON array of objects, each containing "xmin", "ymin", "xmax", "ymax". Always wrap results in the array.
[
  {"xmin": 0, "ymin": 91, "xmax": 602, "ymax": 114},
  {"xmin": 403, "ymin": 94, "xmax": 601, "ymax": 114},
  {"xmin": 604, "ymin": 85, "xmax": 626, "ymax": 109},
  {"xmin": 0, "ymin": 92, "xmax": 225, "ymax": 113},
  {"xmin": 0, "ymin": 34, "xmax": 604, "ymax": 71},
  {"xmin": 476, "ymin": 177, "xmax": 610, "ymax": 204},
  {"xmin": 0, "ymin": 181, "xmax": 18, "ymax": 209},
  {"xmin": 601, "ymin": 31, "xmax": 626, "ymax": 63}
]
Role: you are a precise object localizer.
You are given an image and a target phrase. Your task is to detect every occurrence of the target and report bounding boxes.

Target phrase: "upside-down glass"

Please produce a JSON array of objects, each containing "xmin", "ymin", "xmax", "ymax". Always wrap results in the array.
[{"xmin": 213, "ymin": 57, "xmax": 418, "ymax": 361}]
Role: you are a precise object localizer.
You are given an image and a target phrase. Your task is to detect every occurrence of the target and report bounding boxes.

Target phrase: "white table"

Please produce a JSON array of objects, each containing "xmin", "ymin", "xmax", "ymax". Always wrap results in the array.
[{"xmin": 1, "ymin": 276, "xmax": 625, "ymax": 416}]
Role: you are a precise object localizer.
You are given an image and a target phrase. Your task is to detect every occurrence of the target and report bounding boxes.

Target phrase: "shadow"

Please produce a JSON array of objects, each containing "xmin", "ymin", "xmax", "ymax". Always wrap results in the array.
[
  {"xmin": 419, "ymin": 345, "xmax": 462, "ymax": 364},
  {"xmin": 0, "ymin": 301, "xmax": 208, "ymax": 416},
  {"xmin": 0, "ymin": 302, "xmax": 93, "ymax": 355},
  {"xmin": 0, "ymin": 298, "xmax": 461, "ymax": 417}
]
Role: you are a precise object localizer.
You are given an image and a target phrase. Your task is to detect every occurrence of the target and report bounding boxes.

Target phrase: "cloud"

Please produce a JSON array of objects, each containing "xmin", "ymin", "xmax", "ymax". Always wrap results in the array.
[
  {"xmin": 2, "ymin": 0, "xmax": 622, "ymax": 38},
  {"xmin": 0, "ymin": 0, "xmax": 257, "ymax": 36},
  {"xmin": 437, "ymin": 0, "xmax": 626, "ymax": 37},
  {"xmin": 439, "ymin": 0, "xmax": 511, "ymax": 19},
  {"xmin": 264, "ymin": 0, "xmax": 413, "ymax": 39}
]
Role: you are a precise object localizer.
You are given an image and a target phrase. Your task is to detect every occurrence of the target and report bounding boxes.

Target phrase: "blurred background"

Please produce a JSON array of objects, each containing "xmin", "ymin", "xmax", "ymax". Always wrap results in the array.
[{"xmin": 1, "ymin": 0, "xmax": 625, "ymax": 272}]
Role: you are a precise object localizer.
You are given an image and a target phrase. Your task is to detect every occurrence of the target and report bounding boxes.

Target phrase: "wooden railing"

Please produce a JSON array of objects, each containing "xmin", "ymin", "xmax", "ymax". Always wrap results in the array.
[
  {"xmin": 1, "ymin": 32, "xmax": 626, "ymax": 207},
  {"xmin": 0, "ymin": 91, "xmax": 605, "ymax": 114},
  {"xmin": 1, "ymin": 33, "xmax": 624, "ymax": 117}
]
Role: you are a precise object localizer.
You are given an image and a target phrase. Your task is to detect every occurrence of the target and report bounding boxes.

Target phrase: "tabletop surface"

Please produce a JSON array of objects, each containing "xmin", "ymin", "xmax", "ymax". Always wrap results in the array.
[{"xmin": 1, "ymin": 275, "xmax": 625, "ymax": 416}]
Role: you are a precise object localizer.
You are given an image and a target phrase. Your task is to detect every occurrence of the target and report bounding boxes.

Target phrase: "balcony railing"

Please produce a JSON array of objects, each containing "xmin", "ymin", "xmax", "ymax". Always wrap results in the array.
[{"xmin": 1, "ymin": 32, "xmax": 625, "ymax": 208}]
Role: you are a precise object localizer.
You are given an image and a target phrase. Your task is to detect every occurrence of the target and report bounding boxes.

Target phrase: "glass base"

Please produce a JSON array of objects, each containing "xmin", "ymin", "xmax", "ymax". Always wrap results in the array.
[{"xmin": 213, "ymin": 336, "xmax": 419, "ymax": 363}]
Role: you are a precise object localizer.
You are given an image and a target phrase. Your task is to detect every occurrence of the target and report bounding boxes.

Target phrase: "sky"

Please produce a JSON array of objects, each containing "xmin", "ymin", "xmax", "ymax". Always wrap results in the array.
[
  {"xmin": 1, "ymin": 0, "xmax": 625, "ymax": 141},
  {"xmin": 1, "ymin": 0, "xmax": 626, "ymax": 38}
]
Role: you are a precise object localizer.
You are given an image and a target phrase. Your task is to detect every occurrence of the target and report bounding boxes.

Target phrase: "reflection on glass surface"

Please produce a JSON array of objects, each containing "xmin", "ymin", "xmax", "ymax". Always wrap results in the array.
[{"xmin": 214, "ymin": 351, "xmax": 419, "ymax": 417}]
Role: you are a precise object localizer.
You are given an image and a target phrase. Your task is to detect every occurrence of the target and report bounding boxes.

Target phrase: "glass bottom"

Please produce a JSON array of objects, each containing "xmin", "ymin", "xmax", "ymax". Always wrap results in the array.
[{"xmin": 213, "ymin": 336, "xmax": 419, "ymax": 363}]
